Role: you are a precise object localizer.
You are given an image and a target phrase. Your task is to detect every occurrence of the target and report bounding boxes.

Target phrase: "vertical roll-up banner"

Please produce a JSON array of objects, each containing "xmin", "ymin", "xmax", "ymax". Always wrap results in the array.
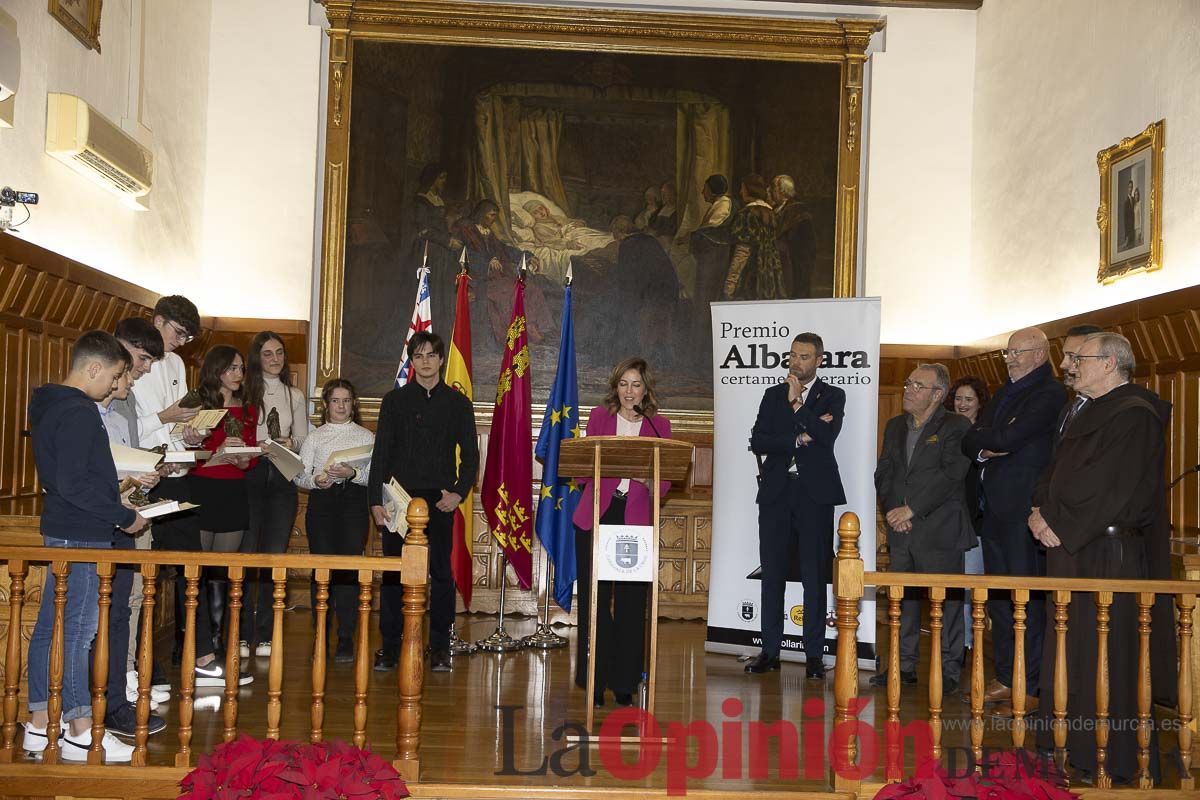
[{"xmin": 706, "ymin": 298, "xmax": 880, "ymax": 665}]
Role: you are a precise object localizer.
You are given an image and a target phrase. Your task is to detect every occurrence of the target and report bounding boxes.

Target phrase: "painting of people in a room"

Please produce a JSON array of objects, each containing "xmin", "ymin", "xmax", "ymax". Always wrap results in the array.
[{"xmin": 339, "ymin": 42, "xmax": 841, "ymax": 409}]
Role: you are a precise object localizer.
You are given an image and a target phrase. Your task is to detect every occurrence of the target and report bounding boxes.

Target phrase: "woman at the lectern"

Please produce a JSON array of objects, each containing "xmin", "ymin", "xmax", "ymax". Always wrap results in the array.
[{"xmin": 573, "ymin": 357, "xmax": 673, "ymax": 707}]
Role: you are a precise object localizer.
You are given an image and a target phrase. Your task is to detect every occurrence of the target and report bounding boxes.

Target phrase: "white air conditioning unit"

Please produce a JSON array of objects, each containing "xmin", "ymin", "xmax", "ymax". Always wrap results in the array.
[{"xmin": 45, "ymin": 93, "xmax": 153, "ymax": 199}]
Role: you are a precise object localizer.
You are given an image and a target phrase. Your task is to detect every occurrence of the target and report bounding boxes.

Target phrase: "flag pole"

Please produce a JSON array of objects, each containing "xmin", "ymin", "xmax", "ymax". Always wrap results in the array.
[
  {"xmin": 521, "ymin": 556, "xmax": 567, "ymax": 649},
  {"xmin": 524, "ymin": 262, "xmax": 573, "ymax": 651},
  {"xmin": 474, "ymin": 554, "xmax": 523, "ymax": 652},
  {"xmin": 448, "ymin": 245, "xmax": 477, "ymax": 658}
]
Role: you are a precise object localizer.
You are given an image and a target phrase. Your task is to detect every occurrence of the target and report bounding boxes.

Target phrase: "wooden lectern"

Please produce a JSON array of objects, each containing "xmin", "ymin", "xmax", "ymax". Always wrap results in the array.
[{"xmin": 559, "ymin": 435, "xmax": 694, "ymax": 740}]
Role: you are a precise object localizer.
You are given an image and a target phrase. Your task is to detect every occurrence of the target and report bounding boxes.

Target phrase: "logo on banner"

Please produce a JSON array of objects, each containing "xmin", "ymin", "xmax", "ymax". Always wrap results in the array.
[
  {"xmin": 789, "ymin": 605, "xmax": 804, "ymax": 626},
  {"xmin": 739, "ymin": 599, "xmax": 757, "ymax": 621},
  {"xmin": 614, "ymin": 535, "xmax": 640, "ymax": 570},
  {"xmin": 827, "ymin": 611, "xmax": 838, "ymax": 629}
]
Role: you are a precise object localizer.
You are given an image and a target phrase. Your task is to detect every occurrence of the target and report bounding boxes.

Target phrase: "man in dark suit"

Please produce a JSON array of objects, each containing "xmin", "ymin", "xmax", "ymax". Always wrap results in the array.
[
  {"xmin": 961, "ymin": 327, "xmax": 1066, "ymax": 714},
  {"xmin": 870, "ymin": 363, "xmax": 974, "ymax": 695},
  {"xmin": 747, "ymin": 332, "xmax": 846, "ymax": 679}
]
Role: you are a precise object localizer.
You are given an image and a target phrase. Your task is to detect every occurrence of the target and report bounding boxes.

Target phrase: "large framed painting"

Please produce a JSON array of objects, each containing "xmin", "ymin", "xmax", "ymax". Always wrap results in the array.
[
  {"xmin": 315, "ymin": 0, "xmax": 883, "ymax": 420},
  {"xmin": 49, "ymin": 0, "xmax": 103, "ymax": 53},
  {"xmin": 1097, "ymin": 119, "xmax": 1164, "ymax": 284}
]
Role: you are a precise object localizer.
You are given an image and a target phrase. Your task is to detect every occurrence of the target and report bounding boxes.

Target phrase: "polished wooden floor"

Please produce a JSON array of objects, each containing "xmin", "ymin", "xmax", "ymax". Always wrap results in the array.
[{"xmin": 9, "ymin": 611, "xmax": 1176, "ymax": 792}]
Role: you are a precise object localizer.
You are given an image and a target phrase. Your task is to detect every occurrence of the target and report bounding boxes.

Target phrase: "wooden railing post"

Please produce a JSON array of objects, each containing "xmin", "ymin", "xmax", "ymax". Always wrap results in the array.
[
  {"xmin": 831, "ymin": 512, "xmax": 863, "ymax": 793},
  {"xmin": 1135, "ymin": 592, "xmax": 1153, "ymax": 789},
  {"xmin": 1010, "ymin": 588, "xmax": 1029, "ymax": 748},
  {"xmin": 395, "ymin": 498, "xmax": 429, "ymax": 782},
  {"xmin": 44, "ymin": 560, "xmax": 70, "ymax": 765},
  {"xmin": 970, "ymin": 588, "xmax": 987, "ymax": 771},
  {"xmin": 266, "ymin": 566, "xmax": 287, "ymax": 740},
  {"xmin": 1094, "ymin": 590, "xmax": 1113, "ymax": 789},
  {"xmin": 884, "ymin": 584, "xmax": 902, "ymax": 782},
  {"xmin": 176, "ymin": 564, "xmax": 200, "ymax": 767},
  {"xmin": 223, "ymin": 566, "xmax": 244, "ymax": 742},
  {"xmin": 88, "ymin": 561, "xmax": 114, "ymax": 765},
  {"xmin": 1177, "ymin": 592, "xmax": 1195, "ymax": 791},
  {"xmin": 928, "ymin": 586, "xmax": 945, "ymax": 761},
  {"xmin": 311, "ymin": 568, "xmax": 330, "ymax": 744},
  {"xmin": 1051, "ymin": 590, "xmax": 1070, "ymax": 777},
  {"xmin": 132, "ymin": 563, "xmax": 157, "ymax": 767},
  {"xmin": 0, "ymin": 559, "xmax": 26, "ymax": 763},
  {"xmin": 353, "ymin": 569, "xmax": 373, "ymax": 749}
]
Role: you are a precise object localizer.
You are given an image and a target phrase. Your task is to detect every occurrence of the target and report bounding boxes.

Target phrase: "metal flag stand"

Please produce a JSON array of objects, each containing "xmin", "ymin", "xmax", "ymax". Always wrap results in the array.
[
  {"xmin": 522, "ymin": 555, "xmax": 567, "ymax": 649},
  {"xmin": 448, "ymin": 623, "xmax": 476, "ymax": 656},
  {"xmin": 474, "ymin": 554, "xmax": 523, "ymax": 652}
]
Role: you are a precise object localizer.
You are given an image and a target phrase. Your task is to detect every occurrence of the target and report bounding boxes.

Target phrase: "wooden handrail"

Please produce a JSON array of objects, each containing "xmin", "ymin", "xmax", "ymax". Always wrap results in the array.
[
  {"xmin": 868, "ymin": 571, "xmax": 1200, "ymax": 594},
  {"xmin": 0, "ymin": 547, "xmax": 416, "ymax": 573}
]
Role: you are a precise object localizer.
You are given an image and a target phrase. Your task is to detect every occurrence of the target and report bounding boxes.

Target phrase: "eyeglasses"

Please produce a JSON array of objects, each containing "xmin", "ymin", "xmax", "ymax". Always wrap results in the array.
[
  {"xmin": 1069, "ymin": 354, "xmax": 1109, "ymax": 366},
  {"xmin": 1003, "ymin": 346, "xmax": 1045, "ymax": 359},
  {"xmin": 903, "ymin": 380, "xmax": 936, "ymax": 392},
  {"xmin": 167, "ymin": 320, "xmax": 195, "ymax": 344}
]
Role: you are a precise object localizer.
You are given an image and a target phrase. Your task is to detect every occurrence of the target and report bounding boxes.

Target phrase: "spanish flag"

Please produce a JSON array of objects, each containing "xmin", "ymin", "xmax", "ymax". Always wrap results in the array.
[{"xmin": 445, "ymin": 267, "xmax": 475, "ymax": 608}]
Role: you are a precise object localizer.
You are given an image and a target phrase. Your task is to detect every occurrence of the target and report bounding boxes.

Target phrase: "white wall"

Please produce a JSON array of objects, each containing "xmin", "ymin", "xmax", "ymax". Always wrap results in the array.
[
  {"xmin": 199, "ymin": 0, "xmax": 321, "ymax": 320},
  {"xmin": 0, "ymin": 0, "xmax": 322, "ymax": 321},
  {"xmin": 0, "ymin": 0, "xmax": 213, "ymax": 294},
  {"xmin": 970, "ymin": 0, "xmax": 1200, "ymax": 338}
]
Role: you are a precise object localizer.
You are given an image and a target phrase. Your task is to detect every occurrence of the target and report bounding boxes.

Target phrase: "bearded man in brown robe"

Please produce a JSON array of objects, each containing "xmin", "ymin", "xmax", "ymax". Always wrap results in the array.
[{"xmin": 1029, "ymin": 332, "xmax": 1165, "ymax": 785}]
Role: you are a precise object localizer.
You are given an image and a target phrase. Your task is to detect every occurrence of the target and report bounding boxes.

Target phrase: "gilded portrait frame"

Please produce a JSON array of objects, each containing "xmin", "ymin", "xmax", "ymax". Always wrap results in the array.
[
  {"xmin": 49, "ymin": 0, "xmax": 103, "ymax": 53},
  {"xmin": 1096, "ymin": 119, "xmax": 1164, "ymax": 285},
  {"xmin": 314, "ymin": 0, "xmax": 885, "ymax": 429}
]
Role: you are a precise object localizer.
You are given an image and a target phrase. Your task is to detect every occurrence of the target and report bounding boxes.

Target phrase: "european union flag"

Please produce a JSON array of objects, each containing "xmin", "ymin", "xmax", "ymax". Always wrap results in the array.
[{"xmin": 535, "ymin": 280, "xmax": 581, "ymax": 611}]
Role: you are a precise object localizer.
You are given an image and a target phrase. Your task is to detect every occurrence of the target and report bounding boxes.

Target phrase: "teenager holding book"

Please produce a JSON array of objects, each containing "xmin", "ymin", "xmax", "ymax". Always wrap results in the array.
[
  {"xmin": 186, "ymin": 345, "xmax": 256, "ymax": 685},
  {"xmin": 295, "ymin": 379, "xmax": 374, "ymax": 663},
  {"xmin": 239, "ymin": 331, "xmax": 309, "ymax": 658},
  {"xmin": 24, "ymin": 331, "xmax": 147, "ymax": 762}
]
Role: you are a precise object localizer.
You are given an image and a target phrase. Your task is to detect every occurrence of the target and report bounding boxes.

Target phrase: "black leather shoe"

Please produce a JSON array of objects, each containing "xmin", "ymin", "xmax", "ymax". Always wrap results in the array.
[
  {"xmin": 614, "ymin": 692, "xmax": 634, "ymax": 707},
  {"xmin": 430, "ymin": 649, "xmax": 451, "ymax": 672},
  {"xmin": 806, "ymin": 663, "xmax": 827, "ymax": 681},
  {"xmin": 744, "ymin": 652, "xmax": 781, "ymax": 674},
  {"xmin": 373, "ymin": 648, "xmax": 397, "ymax": 672},
  {"xmin": 869, "ymin": 669, "xmax": 917, "ymax": 687},
  {"xmin": 334, "ymin": 639, "xmax": 355, "ymax": 664}
]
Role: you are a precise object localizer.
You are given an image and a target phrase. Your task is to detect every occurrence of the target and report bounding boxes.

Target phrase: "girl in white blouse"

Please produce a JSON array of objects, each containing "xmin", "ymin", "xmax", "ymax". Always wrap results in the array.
[
  {"xmin": 238, "ymin": 331, "xmax": 311, "ymax": 658},
  {"xmin": 296, "ymin": 379, "xmax": 374, "ymax": 663}
]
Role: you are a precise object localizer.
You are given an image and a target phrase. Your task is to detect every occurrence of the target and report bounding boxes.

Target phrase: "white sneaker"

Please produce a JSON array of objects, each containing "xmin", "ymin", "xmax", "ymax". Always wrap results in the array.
[
  {"xmin": 126, "ymin": 671, "xmax": 170, "ymax": 704},
  {"xmin": 194, "ymin": 661, "xmax": 253, "ymax": 687},
  {"xmin": 255, "ymin": 642, "xmax": 272, "ymax": 657},
  {"xmin": 239, "ymin": 641, "xmax": 250, "ymax": 659},
  {"xmin": 21, "ymin": 721, "xmax": 61, "ymax": 754},
  {"xmin": 61, "ymin": 729, "xmax": 134, "ymax": 763}
]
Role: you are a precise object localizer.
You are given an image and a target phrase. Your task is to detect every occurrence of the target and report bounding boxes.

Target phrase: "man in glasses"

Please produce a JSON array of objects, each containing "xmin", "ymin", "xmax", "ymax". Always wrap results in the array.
[
  {"xmin": 1028, "ymin": 333, "xmax": 1163, "ymax": 784},
  {"xmin": 1053, "ymin": 324, "xmax": 1104, "ymax": 443},
  {"xmin": 961, "ymin": 327, "xmax": 1066, "ymax": 715},
  {"xmin": 871, "ymin": 363, "xmax": 974, "ymax": 694}
]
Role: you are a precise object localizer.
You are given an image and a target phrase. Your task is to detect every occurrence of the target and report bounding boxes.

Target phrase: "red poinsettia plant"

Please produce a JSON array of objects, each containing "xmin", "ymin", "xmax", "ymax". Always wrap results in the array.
[
  {"xmin": 875, "ymin": 751, "xmax": 1080, "ymax": 800},
  {"xmin": 179, "ymin": 735, "xmax": 409, "ymax": 800}
]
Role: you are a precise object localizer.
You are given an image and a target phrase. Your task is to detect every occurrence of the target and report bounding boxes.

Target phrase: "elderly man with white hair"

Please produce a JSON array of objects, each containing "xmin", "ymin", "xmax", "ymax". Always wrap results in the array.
[{"xmin": 1029, "ymin": 332, "xmax": 1165, "ymax": 785}]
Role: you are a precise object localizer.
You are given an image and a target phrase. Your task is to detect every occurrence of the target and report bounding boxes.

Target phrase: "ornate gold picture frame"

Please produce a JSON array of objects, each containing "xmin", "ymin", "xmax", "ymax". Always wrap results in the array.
[
  {"xmin": 314, "ymin": 0, "xmax": 884, "ymax": 426},
  {"xmin": 49, "ymin": 0, "xmax": 103, "ymax": 53},
  {"xmin": 1097, "ymin": 119, "xmax": 1164, "ymax": 284}
]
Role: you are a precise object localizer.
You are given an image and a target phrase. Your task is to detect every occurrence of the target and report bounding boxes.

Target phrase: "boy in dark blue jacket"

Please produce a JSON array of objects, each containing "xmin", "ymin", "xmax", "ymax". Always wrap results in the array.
[{"xmin": 23, "ymin": 331, "xmax": 148, "ymax": 763}]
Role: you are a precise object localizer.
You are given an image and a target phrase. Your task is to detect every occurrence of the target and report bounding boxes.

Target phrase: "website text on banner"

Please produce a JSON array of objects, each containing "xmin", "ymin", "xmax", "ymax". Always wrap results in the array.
[{"xmin": 706, "ymin": 298, "xmax": 880, "ymax": 664}]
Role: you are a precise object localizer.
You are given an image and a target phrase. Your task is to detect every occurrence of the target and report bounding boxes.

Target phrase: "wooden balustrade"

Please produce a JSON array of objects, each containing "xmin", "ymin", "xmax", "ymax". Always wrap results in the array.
[
  {"xmin": 832, "ymin": 511, "xmax": 1200, "ymax": 793},
  {"xmin": 0, "ymin": 499, "xmax": 430, "ymax": 791}
]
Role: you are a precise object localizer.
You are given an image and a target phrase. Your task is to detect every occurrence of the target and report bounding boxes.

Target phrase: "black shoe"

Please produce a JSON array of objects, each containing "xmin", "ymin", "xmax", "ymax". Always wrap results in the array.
[
  {"xmin": 944, "ymin": 677, "xmax": 959, "ymax": 695},
  {"xmin": 869, "ymin": 669, "xmax": 917, "ymax": 687},
  {"xmin": 334, "ymin": 639, "xmax": 355, "ymax": 664},
  {"xmin": 431, "ymin": 649, "xmax": 451, "ymax": 672},
  {"xmin": 614, "ymin": 692, "xmax": 634, "ymax": 707},
  {"xmin": 373, "ymin": 648, "xmax": 397, "ymax": 672},
  {"xmin": 744, "ymin": 652, "xmax": 781, "ymax": 674},
  {"xmin": 105, "ymin": 702, "xmax": 166, "ymax": 737},
  {"xmin": 807, "ymin": 663, "xmax": 827, "ymax": 681}
]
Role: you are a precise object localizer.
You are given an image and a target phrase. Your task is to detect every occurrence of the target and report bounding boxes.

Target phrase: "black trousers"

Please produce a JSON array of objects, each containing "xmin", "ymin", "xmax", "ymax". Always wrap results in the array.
[
  {"xmin": 241, "ymin": 461, "xmax": 299, "ymax": 644},
  {"xmin": 574, "ymin": 496, "xmax": 648, "ymax": 695},
  {"xmin": 380, "ymin": 490, "xmax": 454, "ymax": 653},
  {"xmin": 757, "ymin": 484, "xmax": 833, "ymax": 661},
  {"xmin": 149, "ymin": 476, "xmax": 214, "ymax": 659},
  {"xmin": 305, "ymin": 482, "xmax": 369, "ymax": 642},
  {"xmin": 981, "ymin": 512, "xmax": 1045, "ymax": 693}
]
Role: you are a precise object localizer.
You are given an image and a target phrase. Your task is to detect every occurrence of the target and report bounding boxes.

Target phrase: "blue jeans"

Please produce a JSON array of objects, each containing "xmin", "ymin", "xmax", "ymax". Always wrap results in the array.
[{"xmin": 28, "ymin": 537, "xmax": 112, "ymax": 721}]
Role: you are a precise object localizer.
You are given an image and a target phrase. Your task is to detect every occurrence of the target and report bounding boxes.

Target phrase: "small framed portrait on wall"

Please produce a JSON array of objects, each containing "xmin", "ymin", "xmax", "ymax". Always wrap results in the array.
[
  {"xmin": 1097, "ymin": 120, "xmax": 1164, "ymax": 284},
  {"xmin": 49, "ymin": 0, "xmax": 103, "ymax": 53}
]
